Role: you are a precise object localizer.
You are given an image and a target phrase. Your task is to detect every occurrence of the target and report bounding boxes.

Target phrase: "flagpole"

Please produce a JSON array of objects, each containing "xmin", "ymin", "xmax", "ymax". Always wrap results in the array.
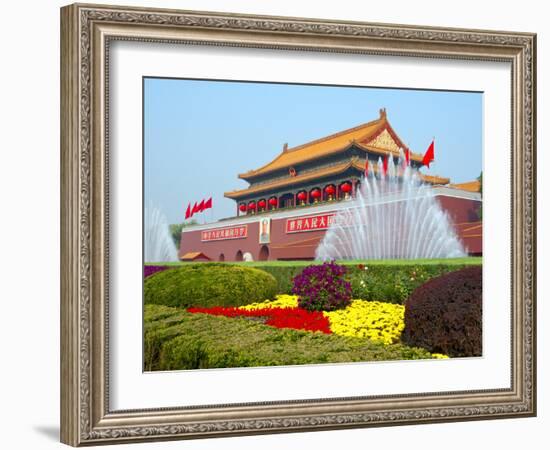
[{"xmin": 432, "ymin": 136, "xmax": 435, "ymax": 170}]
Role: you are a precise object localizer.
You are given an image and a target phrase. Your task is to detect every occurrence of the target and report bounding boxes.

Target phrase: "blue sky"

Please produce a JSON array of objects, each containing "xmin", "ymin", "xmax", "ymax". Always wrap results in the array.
[{"xmin": 144, "ymin": 78, "xmax": 482, "ymax": 224}]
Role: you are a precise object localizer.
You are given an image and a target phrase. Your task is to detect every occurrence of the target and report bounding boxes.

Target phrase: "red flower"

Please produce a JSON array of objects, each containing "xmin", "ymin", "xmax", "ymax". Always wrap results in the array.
[{"xmin": 187, "ymin": 306, "xmax": 331, "ymax": 334}]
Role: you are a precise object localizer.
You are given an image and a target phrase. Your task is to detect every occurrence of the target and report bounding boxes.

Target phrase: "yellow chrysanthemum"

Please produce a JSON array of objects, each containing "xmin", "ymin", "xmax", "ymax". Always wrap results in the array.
[
  {"xmin": 323, "ymin": 300, "xmax": 405, "ymax": 345},
  {"xmin": 238, "ymin": 294, "xmax": 298, "ymax": 311}
]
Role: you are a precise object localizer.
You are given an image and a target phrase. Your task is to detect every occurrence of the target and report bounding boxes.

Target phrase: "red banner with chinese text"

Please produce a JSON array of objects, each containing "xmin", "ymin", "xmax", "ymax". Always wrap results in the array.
[
  {"xmin": 286, "ymin": 213, "xmax": 337, "ymax": 233},
  {"xmin": 201, "ymin": 225, "xmax": 248, "ymax": 242}
]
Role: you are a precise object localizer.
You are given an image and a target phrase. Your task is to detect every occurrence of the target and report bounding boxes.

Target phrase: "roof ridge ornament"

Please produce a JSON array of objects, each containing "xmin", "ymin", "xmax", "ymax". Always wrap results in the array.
[
  {"xmin": 283, "ymin": 143, "xmax": 288, "ymax": 152},
  {"xmin": 380, "ymin": 107, "xmax": 387, "ymax": 118}
]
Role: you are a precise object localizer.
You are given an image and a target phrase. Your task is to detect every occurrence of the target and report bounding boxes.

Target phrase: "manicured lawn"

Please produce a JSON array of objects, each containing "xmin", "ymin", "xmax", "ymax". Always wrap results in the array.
[
  {"xmin": 146, "ymin": 257, "xmax": 482, "ymax": 266},
  {"xmin": 234, "ymin": 257, "xmax": 481, "ymax": 266}
]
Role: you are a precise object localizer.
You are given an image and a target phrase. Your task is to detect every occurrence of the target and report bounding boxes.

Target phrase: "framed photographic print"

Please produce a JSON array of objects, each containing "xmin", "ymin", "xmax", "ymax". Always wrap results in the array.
[{"xmin": 60, "ymin": 3, "xmax": 536, "ymax": 446}]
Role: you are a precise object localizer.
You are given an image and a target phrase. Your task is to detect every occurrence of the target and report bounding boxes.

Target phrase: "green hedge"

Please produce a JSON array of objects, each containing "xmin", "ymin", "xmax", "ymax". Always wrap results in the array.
[
  {"xmin": 143, "ymin": 259, "xmax": 482, "ymax": 305},
  {"xmin": 144, "ymin": 264, "xmax": 277, "ymax": 309},
  {"xmin": 144, "ymin": 304, "xmax": 434, "ymax": 371},
  {"xmin": 254, "ymin": 262, "xmax": 481, "ymax": 304},
  {"xmin": 252, "ymin": 265, "xmax": 301, "ymax": 296}
]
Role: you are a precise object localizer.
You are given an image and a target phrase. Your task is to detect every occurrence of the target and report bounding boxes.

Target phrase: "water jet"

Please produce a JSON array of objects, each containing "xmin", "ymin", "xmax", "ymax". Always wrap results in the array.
[
  {"xmin": 315, "ymin": 150, "xmax": 466, "ymax": 261},
  {"xmin": 144, "ymin": 204, "xmax": 178, "ymax": 263}
]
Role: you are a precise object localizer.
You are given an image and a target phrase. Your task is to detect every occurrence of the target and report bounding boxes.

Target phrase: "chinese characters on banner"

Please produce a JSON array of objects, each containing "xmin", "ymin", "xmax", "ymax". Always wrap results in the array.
[
  {"xmin": 201, "ymin": 225, "xmax": 248, "ymax": 242},
  {"xmin": 286, "ymin": 213, "xmax": 352, "ymax": 233}
]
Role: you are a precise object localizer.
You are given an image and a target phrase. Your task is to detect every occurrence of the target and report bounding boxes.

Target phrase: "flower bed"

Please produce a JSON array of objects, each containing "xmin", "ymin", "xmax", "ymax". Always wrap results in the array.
[
  {"xmin": 324, "ymin": 300, "xmax": 404, "ymax": 345},
  {"xmin": 252, "ymin": 261, "xmax": 480, "ymax": 304},
  {"xmin": 181, "ymin": 292, "xmax": 450, "ymax": 360},
  {"xmin": 187, "ymin": 304, "xmax": 331, "ymax": 334},
  {"xmin": 239, "ymin": 294, "xmax": 298, "ymax": 311},
  {"xmin": 144, "ymin": 304, "xmax": 436, "ymax": 371},
  {"xmin": 292, "ymin": 261, "xmax": 352, "ymax": 311},
  {"xmin": 188, "ymin": 295, "xmax": 408, "ymax": 345}
]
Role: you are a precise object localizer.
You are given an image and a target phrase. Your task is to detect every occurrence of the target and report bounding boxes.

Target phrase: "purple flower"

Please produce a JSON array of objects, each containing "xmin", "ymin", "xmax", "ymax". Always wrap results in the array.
[
  {"xmin": 292, "ymin": 261, "xmax": 351, "ymax": 312},
  {"xmin": 144, "ymin": 265, "xmax": 170, "ymax": 278}
]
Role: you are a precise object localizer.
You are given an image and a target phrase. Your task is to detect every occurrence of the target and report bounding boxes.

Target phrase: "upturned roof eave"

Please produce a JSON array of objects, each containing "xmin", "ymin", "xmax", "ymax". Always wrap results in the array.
[
  {"xmin": 225, "ymin": 159, "xmax": 360, "ymax": 199},
  {"xmin": 237, "ymin": 116, "xmax": 387, "ymax": 180},
  {"xmin": 354, "ymin": 142, "xmax": 423, "ymax": 162},
  {"xmin": 237, "ymin": 141, "xmax": 357, "ymax": 181},
  {"xmin": 237, "ymin": 120, "xmax": 427, "ymax": 180},
  {"xmin": 226, "ymin": 162, "xmax": 451, "ymax": 200}
]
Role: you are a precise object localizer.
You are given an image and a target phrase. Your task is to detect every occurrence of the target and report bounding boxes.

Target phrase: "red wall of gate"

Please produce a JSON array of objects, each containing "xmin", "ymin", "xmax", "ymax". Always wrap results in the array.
[{"xmin": 179, "ymin": 195, "xmax": 482, "ymax": 261}]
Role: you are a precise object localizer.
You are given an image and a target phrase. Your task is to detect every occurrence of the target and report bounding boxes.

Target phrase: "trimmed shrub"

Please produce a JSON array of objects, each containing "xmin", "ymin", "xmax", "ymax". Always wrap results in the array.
[
  {"xmin": 144, "ymin": 304, "xmax": 189, "ymax": 371},
  {"xmin": 255, "ymin": 265, "xmax": 301, "ymax": 294},
  {"xmin": 144, "ymin": 263, "xmax": 277, "ymax": 308},
  {"xmin": 401, "ymin": 266, "xmax": 482, "ymax": 357},
  {"xmin": 144, "ymin": 304, "xmax": 435, "ymax": 371},
  {"xmin": 292, "ymin": 261, "xmax": 352, "ymax": 311}
]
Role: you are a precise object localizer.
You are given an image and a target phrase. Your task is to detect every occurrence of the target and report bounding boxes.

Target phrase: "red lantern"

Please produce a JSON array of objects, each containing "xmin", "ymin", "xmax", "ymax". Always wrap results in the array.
[
  {"xmin": 258, "ymin": 199, "xmax": 266, "ymax": 209},
  {"xmin": 324, "ymin": 185, "xmax": 335, "ymax": 195},
  {"xmin": 340, "ymin": 183, "xmax": 352, "ymax": 193},
  {"xmin": 268, "ymin": 197, "xmax": 278, "ymax": 207},
  {"xmin": 248, "ymin": 201, "xmax": 256, "ymax": 210},
  {"xmin": 239, "ymin": 204, "xmax": 247, "ymax": 212},
  {"xmin": 310, "ymin": 189, "xmax": 321, "ymax": 199},
  {"xmin": 297, "ymin": 191, "xmax": 307, "ymax": 201}
]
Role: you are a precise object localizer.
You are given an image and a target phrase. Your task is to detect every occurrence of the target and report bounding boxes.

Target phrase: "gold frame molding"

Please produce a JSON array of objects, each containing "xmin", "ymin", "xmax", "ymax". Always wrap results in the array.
[{"xmin": 60, "ymin": 3, "xmax": 536, "ymax": 446}]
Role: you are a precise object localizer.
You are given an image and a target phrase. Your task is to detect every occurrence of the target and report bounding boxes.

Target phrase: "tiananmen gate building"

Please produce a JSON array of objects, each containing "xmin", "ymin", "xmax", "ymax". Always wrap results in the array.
[{"xmin": 180, "ymin": 109, "xmax": 482, "ymax": 261}]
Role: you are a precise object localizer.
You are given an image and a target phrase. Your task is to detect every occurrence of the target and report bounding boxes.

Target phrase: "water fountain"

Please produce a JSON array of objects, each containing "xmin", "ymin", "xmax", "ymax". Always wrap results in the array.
[
  {"xmin": 315, "ymin": 150, "xmax": 466, "ymax": 261},
  {"xmin": 144, "ymin": 204, "xmax": 178, "ymax": 263}
]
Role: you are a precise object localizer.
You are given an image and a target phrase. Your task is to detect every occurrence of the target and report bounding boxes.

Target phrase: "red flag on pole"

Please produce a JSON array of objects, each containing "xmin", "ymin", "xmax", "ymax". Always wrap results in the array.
[
  {"xmin": 197, "ymin": 199, "xmax": 205, "ymax": 213},
  {"xmin": 383, "ymin": 154, "xmax": 389, "ymax": 176},
  {"xmin": 364, "ymin": 158, "xmax": 369, "ymax": 177},
  {"xmin": 184, "ymin": 203, "xmax": 191, "ymax": 220},
  {"xmin": 191, "ymin": 202, "xmax": 199, "ymax": 217},
  {"xmin": 422, "ymin": 140, "xmax": 435, "ymax": 168},
  {"xmin": 204, "ymin": 197, "xmax": 212, "ymax": 210}
]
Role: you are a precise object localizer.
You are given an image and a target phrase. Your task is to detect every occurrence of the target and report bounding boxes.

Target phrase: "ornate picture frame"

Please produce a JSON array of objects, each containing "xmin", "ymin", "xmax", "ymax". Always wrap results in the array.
[{"xmin": 60, "ymin": 3, "xmax": 536, "ymax": 446}]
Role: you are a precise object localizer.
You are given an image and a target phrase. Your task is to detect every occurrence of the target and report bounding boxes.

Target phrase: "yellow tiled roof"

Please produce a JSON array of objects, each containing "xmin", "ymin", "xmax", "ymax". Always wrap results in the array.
[
  {"xmin": 180, "ymin": 252, "xmax": 209, "ymax": 260},
  {"xmin": 422, "ymin": 174, "xmax": 451, "ymax": 185},
  {"xmin": 238, "ymin": 111, "xmax": 422, "ymax": 180},
  {"xmin": 448, "ymin": 180, "xmax": 481, "ymax": 192},
  {"xmin": 227, "ymin": 160, "xmax": 359, "ymax": 199},
  {"xmin": 225, "ymin": 157, "xmax": 449, "ymax": 199},
  {"xmin": 356, "ymin": 142, "xmax": 423, "ymax": 163}
]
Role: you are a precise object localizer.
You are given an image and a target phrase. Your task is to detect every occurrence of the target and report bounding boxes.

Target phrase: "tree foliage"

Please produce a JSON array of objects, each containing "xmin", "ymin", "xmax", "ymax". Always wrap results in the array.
[{"xmin": 169, "ymin": 221, "xmax": 197, "ymax": 249}]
